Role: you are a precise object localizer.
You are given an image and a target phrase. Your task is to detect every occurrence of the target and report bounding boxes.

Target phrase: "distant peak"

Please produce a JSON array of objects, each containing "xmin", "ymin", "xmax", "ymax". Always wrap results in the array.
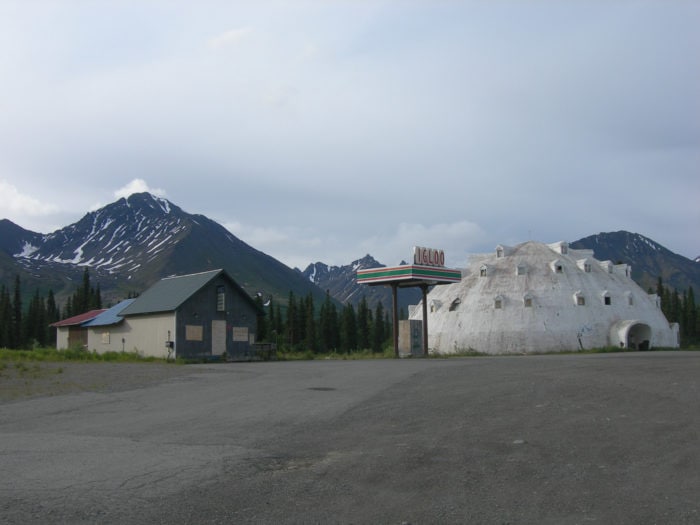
[{"xmin": 117, "ymin": 192, "xmax": 175, "ymax": 215}]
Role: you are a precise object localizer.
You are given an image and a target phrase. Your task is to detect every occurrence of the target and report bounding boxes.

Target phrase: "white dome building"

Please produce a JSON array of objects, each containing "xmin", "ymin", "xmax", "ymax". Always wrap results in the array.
[{"xmin": 409, "ymin": 241, "xmax": 679, "ymax": 354}]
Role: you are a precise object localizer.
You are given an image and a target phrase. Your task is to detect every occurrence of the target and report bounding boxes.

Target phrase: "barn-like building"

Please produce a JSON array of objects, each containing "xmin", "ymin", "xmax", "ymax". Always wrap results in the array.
[
  {"xmin": 54, "ymin": 269, "xmax": 262, "ymax": 360},
  {"xmin": 409, "ymin": 241, "xmax": 679, "ymax": 354}
]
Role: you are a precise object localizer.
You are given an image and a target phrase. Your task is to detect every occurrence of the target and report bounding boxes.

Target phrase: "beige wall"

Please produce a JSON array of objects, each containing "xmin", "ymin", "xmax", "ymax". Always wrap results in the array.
[
  {"xmin": 55, "ymin": 328, "xmax": 70, "ymax": 350},
  {"xmin": 86, "ymin": 313, "xmax": 176, "ymax": 358}
]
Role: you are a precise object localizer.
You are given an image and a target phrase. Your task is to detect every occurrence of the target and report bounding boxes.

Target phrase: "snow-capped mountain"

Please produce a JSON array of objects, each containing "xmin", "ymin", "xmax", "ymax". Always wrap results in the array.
[
  {"xmin": 571, "ymin": 231, "xmax": 700, "ymax": 293},
  {"xmin": 0, "ymin": 192, "xmax": 331, "ymax": 306},
  {"xmin": 14, "ymin": 194, "xmax": 188, "ymax": 274},
  {"xmin": 302, "ymin": 254, "xmax": 421, "ymax": 311}
]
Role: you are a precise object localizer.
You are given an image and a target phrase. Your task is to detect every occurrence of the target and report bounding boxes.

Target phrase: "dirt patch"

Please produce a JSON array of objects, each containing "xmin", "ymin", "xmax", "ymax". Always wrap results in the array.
[{"xmin": 0, "ymin": 361, "xmax": 198, "ymax": 403}]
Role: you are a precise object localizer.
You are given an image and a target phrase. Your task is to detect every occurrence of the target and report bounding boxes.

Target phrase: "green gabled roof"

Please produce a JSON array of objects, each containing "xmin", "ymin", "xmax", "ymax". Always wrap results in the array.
[{"xmin": 120, "ymin": 269, "xmax": 260, "ymax": 316}]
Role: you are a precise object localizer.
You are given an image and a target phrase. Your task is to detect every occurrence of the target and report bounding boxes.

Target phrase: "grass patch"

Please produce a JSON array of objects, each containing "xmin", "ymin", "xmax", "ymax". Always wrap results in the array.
[
  {"xmin": 0, "ymin": 347, "xmax": 184, "ymax": 365},
  {"xmin": 275, "ymin": 347, "xmax": 396, "ymax": 361}
]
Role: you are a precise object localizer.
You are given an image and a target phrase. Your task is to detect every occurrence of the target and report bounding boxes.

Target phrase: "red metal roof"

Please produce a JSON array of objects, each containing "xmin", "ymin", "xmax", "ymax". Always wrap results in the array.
[{"xmin": 51, "ymin": 309, "xmax": 107, "ymax": 327}]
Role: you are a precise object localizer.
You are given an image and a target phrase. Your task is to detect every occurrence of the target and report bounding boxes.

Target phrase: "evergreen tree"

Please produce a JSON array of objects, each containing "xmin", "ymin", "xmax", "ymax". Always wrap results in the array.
[
  {"xmin": 684, "ymin": 287, "xmax": 697, "ymax": 343},
  {"xmin": 670, "ymin": 289, "xmax": 681, "ymax": 324},
  {"xmin": 12, "ymin": 275, "xmax": 23, "ymax": 348},
  {"xmin": 319, "ymin": 291, "xmax": 338, "ymax": 352},
  {"xmin": 286, "ymin": 292, "xmax": 297, "ymax": 347},
  {"xmin": 0, "ymin": 285, "xmax": 11, "ymax": 348},
  {"xmin": 304, "ymin": 293, "xmax": 318, "ymax": 353},
  {"xmin": 93, "ymin": 283, "xmax": 102, "ymax": 309},
  {"xmin": 274, "ymin": 303, "xmax": 284, "ymax": 340},
  {"xmin": 46, "ymin": 290, "xmax": 59, "ymax": 346},
  {"xmin": 64, "ymin": 296, "xmax": 73, "ymax": 319},
  {"xmin": 372, "ymin": 302, "xmax": 386, "ymax": 352},
  {"xmin": 357, "ymin": 296, "xmax": 370, "ymax": 350},
  {"xmin": 339, "ymin": 303, "xmax": 357, "ymax": 353},
  {"xmin": 297, "ymin": 294, "xmax": 308, "ymax": 345},
  {"xmin": 24, "ymin": 290, "xmax": 47, "ymax": 347}
]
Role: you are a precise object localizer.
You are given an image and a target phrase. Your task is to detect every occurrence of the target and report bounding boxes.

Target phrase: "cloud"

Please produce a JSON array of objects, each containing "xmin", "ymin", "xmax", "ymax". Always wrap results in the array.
[
  {"xmin": 223, "ymin": 220, "xmax": 323, "ymax": 269},
  {"xmin": 114, "ymin": 179, "xmax": 166, "ymax": 200},
  {"xmin": 207, "ymin": 28, "xmax": 253, "ymax": 50},
  {"xmin": 359, "ymin": 221, "xmax": 487, "ymax": 268},
  {"xmin": 0, "ymin": 180, "xmax": 59, "ymax": 216}
]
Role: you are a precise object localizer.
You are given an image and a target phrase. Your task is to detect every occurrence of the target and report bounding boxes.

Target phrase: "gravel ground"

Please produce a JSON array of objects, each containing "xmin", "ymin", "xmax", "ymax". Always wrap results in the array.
[
  {"xmin": 0, "ymin": 361, "xmax": 198, "ymax": 403},
  {"xmin": 2, "ymin": 353, "xmax": 699, "ymax": 524}
]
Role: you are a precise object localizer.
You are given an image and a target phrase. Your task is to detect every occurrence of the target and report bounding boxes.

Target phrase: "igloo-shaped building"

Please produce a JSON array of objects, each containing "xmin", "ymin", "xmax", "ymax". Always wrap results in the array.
[{"xmin": 409, "ymin": 241, "xmax": 679, "ymax": 354}]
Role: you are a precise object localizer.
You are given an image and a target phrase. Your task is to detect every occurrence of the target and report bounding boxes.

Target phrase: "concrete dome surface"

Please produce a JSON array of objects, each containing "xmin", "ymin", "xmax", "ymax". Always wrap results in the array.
[{"xmin": 410, "ymin": 241, "xmax": 679, "ymax": 354}]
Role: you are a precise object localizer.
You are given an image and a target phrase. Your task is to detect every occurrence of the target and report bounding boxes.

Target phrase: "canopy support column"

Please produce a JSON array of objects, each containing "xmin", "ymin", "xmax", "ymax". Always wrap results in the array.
[
  {"xmin": 391, "ymin": 282, "xmax": 399, "ymax": 358},
  {"xmin": 421, "ymin": 283, "xmax": 429, "ymax": 357}
]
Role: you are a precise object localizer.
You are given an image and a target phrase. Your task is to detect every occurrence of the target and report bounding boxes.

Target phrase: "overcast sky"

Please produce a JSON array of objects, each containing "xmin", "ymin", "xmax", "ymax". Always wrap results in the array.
[{"xmin": 1, "ymin": 1, "xmax": 698, "ymax": 269}]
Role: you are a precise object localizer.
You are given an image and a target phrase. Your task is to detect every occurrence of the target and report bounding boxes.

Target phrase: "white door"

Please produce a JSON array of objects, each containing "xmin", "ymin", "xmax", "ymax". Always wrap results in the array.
[{"xmin": 212, "ymin": 320, "xmax": 227, "ymax": 358}]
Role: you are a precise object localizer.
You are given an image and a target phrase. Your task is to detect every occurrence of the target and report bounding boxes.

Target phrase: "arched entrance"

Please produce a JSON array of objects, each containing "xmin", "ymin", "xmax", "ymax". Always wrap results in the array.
[{"xmin": 610, "ymin": 320, "xmax": 652, "ymax": 350}]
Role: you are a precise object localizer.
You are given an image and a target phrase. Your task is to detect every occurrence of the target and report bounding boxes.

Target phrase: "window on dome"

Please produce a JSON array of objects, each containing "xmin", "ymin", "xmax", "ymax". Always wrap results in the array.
[
  {"xmin": 449, "ymin": 298, "xmax": 461, "ymax": 311},
  {"xmin": 550, "ymin": 259, "xmax": 564, "ymax": 274},
  {"xmin": 494, "ymin": 296, "xmax": 503, "ymax": 309},
  {"xmin": 574, "ymin": 292, "xmax": 585, "ymax": 306},
  {"xmin": 524, "ymin": 297, "xmax": 533, "ymax": 308},
  {"xmin": 480, "ymin": 265, "xmax": 488, "ymax": 277},
  {"xmin": 516, "ymin": 264, "xmax": 527, "ymax": 276}
]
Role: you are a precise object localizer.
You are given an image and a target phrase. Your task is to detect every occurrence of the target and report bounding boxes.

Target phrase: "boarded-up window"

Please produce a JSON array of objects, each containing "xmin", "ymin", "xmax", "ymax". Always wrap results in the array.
[
  {"xmin": 217, "ymin": 286, "xmax": 225, "ymax": 312},
  {"xmin": 232, "ymin": 326, "xmax": 249, "ymax": 342},
  {"xmin": 186, "ymin": 325, "xmax": 204, "ymax": 341}
]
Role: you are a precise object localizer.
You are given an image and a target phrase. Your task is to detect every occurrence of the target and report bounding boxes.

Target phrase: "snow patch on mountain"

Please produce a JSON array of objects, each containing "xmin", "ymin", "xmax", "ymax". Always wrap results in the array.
[{"xmin": 16, "ymin": 242, "xmax": 39, "ymax": 258}]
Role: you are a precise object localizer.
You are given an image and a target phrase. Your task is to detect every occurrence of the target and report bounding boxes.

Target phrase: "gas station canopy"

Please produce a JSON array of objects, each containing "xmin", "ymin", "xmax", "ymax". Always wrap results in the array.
[
  {"xmin": 356, "ymin": 264, "xmax": 461, "ymax": 287},
  {"xmin": 356, "ymin": 247, "xmax": 462, "ymax": 357}
]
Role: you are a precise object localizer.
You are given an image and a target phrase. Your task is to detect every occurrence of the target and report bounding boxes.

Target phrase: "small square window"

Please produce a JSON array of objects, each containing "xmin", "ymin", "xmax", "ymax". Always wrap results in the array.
[
  {"xmin": 495, "ymin": 299, "xmax": 502, "ymax": 309},
  {"xmin": 524, "ymin": 298, "xmax": 533, "ymax": 308},
  {"xmin": 604, "ymin": 296, "xmax": 611, "ymax": 305},
  {"xmin": 556, "ymin": 265, "xmax": 563, "ymax": 274},
  {"xmin": 577, "ymin": 296, "xmax": 585, "ymax": 306}
]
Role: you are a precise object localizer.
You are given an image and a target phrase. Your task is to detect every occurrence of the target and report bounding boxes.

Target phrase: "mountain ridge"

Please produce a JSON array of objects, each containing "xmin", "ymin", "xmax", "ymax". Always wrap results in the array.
[
  {"xmin": 0, "ymin": 193, "xmax": 333, "ymax": 308},
  {"xmin": 570, "ymin": 231, "xmax": 700, "ymax": 293},
  {"xmin": 2, "ymin": 196, "xmax": 697, "ymax": 313}
]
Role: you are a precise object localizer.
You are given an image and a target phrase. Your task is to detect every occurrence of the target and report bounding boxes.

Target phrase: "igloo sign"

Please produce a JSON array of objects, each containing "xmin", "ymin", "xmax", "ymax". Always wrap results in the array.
[{"xmin": 413, "ymin": 246, "xmax": 445, "ymax": 267}]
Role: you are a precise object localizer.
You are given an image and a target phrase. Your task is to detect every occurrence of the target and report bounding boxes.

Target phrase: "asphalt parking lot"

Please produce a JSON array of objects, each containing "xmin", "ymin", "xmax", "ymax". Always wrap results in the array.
[{"xmin": 1, "ymin": 352, "xmax": 699, "ymax": 524}]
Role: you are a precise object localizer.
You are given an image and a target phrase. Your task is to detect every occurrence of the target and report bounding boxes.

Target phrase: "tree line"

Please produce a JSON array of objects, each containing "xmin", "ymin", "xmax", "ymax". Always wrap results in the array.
[
  {"xmin": 2, "ymin": 269, "xmax": 697, "ymax": 351},
  {"xmin": 0, "ymin": 269, "xmax": 102, "ymax": 350},
  {"xmin": 656, "ymin": 277, "xmax": 698, "ymax": 345},
  {"xmin": 256, "ymin": 291, "xmax": 394, "ymax": 354}
]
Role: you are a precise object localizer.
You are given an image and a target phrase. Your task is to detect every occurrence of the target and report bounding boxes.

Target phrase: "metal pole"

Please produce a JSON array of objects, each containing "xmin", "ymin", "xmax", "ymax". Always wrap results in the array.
[
  {"xmin": 392, "ymin": 283, "xmax": 399, "ymax": 358},
  {"xmin": 421, "ymin": 284, "xmax": 429, "ymax": 357}
]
